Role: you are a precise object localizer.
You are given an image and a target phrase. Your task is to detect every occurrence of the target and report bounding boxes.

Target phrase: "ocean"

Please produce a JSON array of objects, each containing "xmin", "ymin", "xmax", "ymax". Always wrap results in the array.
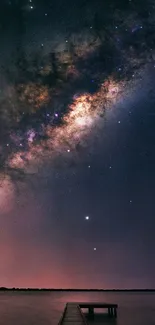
[{"xmin": 0, "ymin": 291, "xmax": 155, "ymax": 325}]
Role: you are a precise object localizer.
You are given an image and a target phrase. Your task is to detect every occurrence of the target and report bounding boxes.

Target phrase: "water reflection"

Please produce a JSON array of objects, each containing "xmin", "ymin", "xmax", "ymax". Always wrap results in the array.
[{"xmin": 0, "ymin": 291, "xmax": 154, "ymax": 325}]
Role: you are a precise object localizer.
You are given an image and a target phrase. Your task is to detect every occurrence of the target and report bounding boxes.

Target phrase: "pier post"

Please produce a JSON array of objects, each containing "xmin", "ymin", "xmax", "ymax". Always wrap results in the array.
[
  {"xmin": 108, "ymin": 307, "xmax": 111, "ymax": 317},
  {"xmin": 108, "ymin": 307, "xmax": 115, "ymax": 317},
  {"xmin": 88, "ymin": 307, "xmax": 94, "ymax": 319},
  {"xmin": 114, "ymin": 307, "xmax": 117, "ymax": 317}
]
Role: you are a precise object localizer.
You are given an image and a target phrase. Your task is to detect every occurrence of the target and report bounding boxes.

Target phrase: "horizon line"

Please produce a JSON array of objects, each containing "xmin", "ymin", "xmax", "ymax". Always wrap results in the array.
[{"xmin": 0, "ymin": 287, "xmax": 155, "ymax": 291}]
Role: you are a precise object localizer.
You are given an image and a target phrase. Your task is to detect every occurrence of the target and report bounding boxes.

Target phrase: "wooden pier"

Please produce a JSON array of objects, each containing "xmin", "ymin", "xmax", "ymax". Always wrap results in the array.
[{"xmin": 58, "ymin": 302, "xmax": 118, "ymax": 324}]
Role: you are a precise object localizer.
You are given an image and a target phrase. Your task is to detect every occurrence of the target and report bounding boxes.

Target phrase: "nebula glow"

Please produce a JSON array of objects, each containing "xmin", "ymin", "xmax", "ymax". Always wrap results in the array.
[{"xmin": 18, "ymin": 83, "xmax": 50, "ymax": 112}]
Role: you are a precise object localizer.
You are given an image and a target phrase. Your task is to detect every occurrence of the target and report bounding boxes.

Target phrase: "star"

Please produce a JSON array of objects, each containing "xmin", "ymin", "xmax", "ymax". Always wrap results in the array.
[
  {"xmin": 85, "ymin": 216, "xmax": 89, "ymax": 220},
  {"xmin": 93, "ymin": 247, "xmax": 97, "ymax": 251}
]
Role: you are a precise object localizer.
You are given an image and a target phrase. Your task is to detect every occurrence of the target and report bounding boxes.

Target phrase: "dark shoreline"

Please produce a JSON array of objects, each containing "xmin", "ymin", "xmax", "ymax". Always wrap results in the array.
[{"xmin": 0, "ymin": 288, "xmax": 155, "ymax": 292}]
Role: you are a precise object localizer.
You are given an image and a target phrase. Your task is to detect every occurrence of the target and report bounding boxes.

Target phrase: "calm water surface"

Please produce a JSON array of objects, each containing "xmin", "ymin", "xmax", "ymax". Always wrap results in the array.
[{"xmin": 0, "ymin": 291, "xmax": 155, "ymax": 325}]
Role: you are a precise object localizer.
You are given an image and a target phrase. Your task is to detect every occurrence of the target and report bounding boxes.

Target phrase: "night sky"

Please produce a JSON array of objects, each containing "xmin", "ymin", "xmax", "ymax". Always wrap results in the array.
[{"xmin": 0, "ymin": 0, "xmax": 155, "ymax": 289}]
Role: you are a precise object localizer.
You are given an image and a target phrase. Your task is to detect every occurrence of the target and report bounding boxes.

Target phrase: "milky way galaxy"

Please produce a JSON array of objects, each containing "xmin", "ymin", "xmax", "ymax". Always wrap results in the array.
[{"xmin": 0, "ymin": 0, "xmax": 155, "ymax": 205}]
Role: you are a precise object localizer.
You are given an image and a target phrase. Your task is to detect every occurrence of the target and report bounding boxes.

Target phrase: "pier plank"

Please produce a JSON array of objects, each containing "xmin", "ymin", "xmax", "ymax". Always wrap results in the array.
[{"xmin": 58, "ymin": 303, "xmax": 88, "ymax": 325}]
